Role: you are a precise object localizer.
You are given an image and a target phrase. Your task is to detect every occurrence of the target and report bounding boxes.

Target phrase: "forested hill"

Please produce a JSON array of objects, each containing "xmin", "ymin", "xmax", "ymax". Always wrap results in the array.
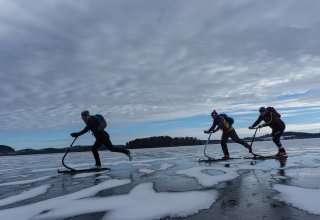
[
  {"xmin": 0, "ymin": 145, "xmax": 15, "ymax": 154},
  {"xmin": 125, "ymin": 132, "xmax": 320, "ymax": 147},
  {"xmin": 125, "ymin": 136, "xmax": 202, "ymax": 149},
  {"xmin": 244, "ymin": 131, "xmax": 320, "ymax": 142},
  {"xmin": 0, "ymin": 145, "xmax": 114, "ymax": 156}
]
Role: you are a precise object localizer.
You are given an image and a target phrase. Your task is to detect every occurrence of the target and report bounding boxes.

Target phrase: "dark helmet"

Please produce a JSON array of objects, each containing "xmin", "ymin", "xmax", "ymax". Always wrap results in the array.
[
  {"xmin": 211, "ymin": 110, "xmax": 218, "ymax": 118},
  {"xmin": 259, "ymin": 107, "xmax": 266, "ymax": 113},
  {"xmin": 81, "ymin": 110, "xmax": 90, "ymax": 117}
]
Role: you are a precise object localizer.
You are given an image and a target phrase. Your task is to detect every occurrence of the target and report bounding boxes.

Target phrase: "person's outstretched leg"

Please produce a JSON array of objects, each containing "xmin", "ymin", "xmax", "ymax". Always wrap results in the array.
[
  {"xmin": 221, "ymin": 132, "xmax": 230, "ymax": 159},
  {"xmin": 229, "ymin": 129, "xmax": 252, "ymax": 153},
  {"xmin": 92, "ymin": 140, "xmax": 102, "ymax": 167},
  {"xmin": 102, "ymin": 131, "xmax": 132, "ymax": 161},
  {"xmin": 273, "ymin": 129, "xmax": 286, "ymax": 156}
]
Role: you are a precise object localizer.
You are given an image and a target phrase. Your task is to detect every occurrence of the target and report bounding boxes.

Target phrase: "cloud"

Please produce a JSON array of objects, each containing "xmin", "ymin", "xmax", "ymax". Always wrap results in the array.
[
  {"xmin": 1, "ymin": 0, "xmax": 320, "ymax": 132},
  {"xmin": 286, "ymin": 123, "xmax": 320, "ymax": 132}
]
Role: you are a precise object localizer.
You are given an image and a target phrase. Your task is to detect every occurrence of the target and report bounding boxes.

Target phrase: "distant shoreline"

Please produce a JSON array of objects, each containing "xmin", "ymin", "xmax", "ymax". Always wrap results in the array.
[{"xmin": 1, "ymin": 131, "xmax": 319, "ymax": 156}]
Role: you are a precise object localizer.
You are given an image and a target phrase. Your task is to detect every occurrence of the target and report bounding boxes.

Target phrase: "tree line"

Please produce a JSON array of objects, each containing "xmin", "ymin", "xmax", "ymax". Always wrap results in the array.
[
  {"xmin": 126, "ymin": 136, "xmax": 202, "ymax": 149},
  {"xmin": 2, "ymin": 132, "xmax": 320, "ymax": 155},
  {"xmin": 0, "ymin": 145, "xmax": 15, "ymax": 155}
]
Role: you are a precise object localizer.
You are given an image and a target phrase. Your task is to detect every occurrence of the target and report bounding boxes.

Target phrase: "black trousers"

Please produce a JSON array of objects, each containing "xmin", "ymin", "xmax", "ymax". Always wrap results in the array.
[
  {"xmin": 92, "ymin": 130, "xmax": 129, "ymax": 165},
  {"xmin": 221, "ymin": 129, "xmax": 250, "ymax": 156},
  {"xmin": 271, "ymin": 119, "xmax": 286, "ymax": 147}
]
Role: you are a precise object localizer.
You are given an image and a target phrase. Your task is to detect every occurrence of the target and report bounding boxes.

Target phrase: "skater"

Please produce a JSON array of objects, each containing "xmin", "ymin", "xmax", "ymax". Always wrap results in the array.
[
  {"xmin": 204, "ymin": 110, "xmax": 252, "ymax": 160},
  {"xmin": 249, "ymin": 106, "xmax": 286, "ymax": 157},
  {"xmin": 71, "ymin": 110, "xmax": 132, "ymax": 167}
]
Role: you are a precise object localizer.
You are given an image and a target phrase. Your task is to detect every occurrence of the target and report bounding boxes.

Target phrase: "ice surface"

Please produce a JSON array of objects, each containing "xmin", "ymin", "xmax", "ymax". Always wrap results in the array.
[
  {"xmin": 72, "ymin": 170, "xmax": 109, "ymax": 179},
  {"xmin": 33, "ymin": 183, "xmax": 218, "ymax": 220},
  {"xmin": 0, "ymin": 179, "xmax": 131, "ymax": 220},
  {"xmin": 0, "ymin": 176, "xmax": 52, "ymax": 186},
  {"xmin": 273, "ymin": 184, "xmax": 320, "ymax": 215},
  {"xmin": 139, "ymin": 163, "xmax": 174, "ymax": 174},
  {"xmin": 0, "ymin": 138, "xmax": 319, "ymax": 219},
  {"xmin": 0, "ymin": 184, "xmax": 50, "ymax": 207},
  {"xmin": 176, "ymin": 165, "xmax": 270, "ymax": 187}
]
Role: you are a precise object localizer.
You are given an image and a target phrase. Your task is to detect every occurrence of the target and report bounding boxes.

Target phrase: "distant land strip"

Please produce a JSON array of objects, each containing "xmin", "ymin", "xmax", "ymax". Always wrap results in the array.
[{"xmin": 1, "ymin": 132, "xmax": 319, "ymax": 156}]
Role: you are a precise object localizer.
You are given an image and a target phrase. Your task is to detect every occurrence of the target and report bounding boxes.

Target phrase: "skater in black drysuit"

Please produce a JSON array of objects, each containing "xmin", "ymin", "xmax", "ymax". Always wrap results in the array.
[
  {"xmin": 249, "ymin": 107, "xmax": 286, "ymax": 156},
  {"xmin": 71, "ymin": 110, "xmax": 132, "ymax": 167}
]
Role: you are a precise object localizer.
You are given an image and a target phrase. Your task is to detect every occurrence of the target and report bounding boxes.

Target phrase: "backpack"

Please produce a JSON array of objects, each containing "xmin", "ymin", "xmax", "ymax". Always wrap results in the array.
[
  {"xmin": 94, "ymin": 114, "xmax": 107, "ymax": 130},
  {"xmin": 266, "ymin": 107, "xmax": 281, "ymax": 118},
  {"xmin": 219, "ymin": 113, "xmax": 234, "ymax": 126}
]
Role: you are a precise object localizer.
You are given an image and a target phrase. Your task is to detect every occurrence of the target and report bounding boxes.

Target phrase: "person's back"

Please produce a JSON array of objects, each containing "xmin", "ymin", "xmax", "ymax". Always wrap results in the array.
[
  {"xmin": 257, "ymin": 107, "xmax": 285, "ymax": 130},
  {"xmin": 85, "ymin": 116, "xmax": 101, "ymax": 133}
]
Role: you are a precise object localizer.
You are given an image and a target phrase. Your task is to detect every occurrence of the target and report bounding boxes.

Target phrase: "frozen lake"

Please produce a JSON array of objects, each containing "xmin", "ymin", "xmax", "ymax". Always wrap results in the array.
[{"xmin": 0, "ymin": 138, "xmax": 320, "ymax": 220}]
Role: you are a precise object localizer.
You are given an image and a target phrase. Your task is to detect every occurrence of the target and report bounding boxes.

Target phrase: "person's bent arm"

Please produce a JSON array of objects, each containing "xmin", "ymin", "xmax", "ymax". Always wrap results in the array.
[{"xmin": 249, "ymin": 116, "xmax": 263, "ymax": 128}]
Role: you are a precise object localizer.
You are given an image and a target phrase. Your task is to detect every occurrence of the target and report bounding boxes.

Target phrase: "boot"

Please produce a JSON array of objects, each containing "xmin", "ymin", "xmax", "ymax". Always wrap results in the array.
[
  {"xmin": 276, "ymin": 147, "xmax": 286, "ymax": 157},
  {"xmin": 222, "ymin": 154, "xmax": 230, "ymax": 160}
]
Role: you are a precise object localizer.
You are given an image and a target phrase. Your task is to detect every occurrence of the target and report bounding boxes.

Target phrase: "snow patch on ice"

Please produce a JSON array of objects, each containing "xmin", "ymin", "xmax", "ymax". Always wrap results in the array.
[
  {"xmin": 176, "ymin": 165, "xmax": 270, "ymax": 187},
  {"xmin": 72, "ymin": 172, "xmax": 98, "ymax": 178},
  {"xmin": 273, "ymin": 184, "xmax": 320, "ymax": 215},
  {"xmin": 95, "ymin": 175, "xmax": 110, "ymax": 180},
  {"xmin": 33, "ymin": 183, "xmax": 218, "ymax": 220},
  {"xmin": 72, "ymin": 171, "xmax": 109, "ymax": 179},
  {"xmin": 131, "ymin": 163, "xmax": 152, "ymax": 167},
  {"xmin": 139, "ymin": 168, "xmax": 156, "ymax": 174},
  {"xmin": 139, "ymin": 163, "xmax": 174, "ymax": 174},
  {"xmin": 0, "ymin": 179, "xmax": 131, "ymax": 220},
  {"xmin": 0, "ymin": 184, "xmax": 51, "ymax": 207},
  {"xmin": 0, "ymin": 176, "xmax": 53, "ymax": 186}
]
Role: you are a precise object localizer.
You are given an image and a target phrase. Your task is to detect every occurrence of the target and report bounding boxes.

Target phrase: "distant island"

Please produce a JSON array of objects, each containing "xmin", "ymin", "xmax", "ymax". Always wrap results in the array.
[
  {"xmin": 125, "ymin": 136, "xmax": 202, "ymax": 148},
  {"xmin": 1, "ymin": 131, "xmax": 319, "ymax": 156}
]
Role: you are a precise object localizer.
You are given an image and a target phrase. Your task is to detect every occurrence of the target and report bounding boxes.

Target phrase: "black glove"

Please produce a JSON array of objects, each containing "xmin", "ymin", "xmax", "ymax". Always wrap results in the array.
[
  {"xmin": 204, "ymin": 130, "xmax": 210, "ymax": 134},
  {"xmin": 248, "ymin": 126, "xmax": 254, "ymax": 129},
  {"xmin": 70, "ymin": 132, "xmax": 79, "ymax": 138}
]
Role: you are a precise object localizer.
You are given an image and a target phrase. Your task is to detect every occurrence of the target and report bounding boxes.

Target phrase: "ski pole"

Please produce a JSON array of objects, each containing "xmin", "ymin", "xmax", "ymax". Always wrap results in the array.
[
  {"xmin": 61, "ymin": 137, "xmax": 78, "ymax": 170},
  {"xmin": 250, "ymin": 128, "xmax": 258, "ymax": 148},
  {"xmin": 249, "ymin": 128, "xmax": 262, "ymax": 157},
  {"xmin": 203, "ymin": 132, "xmax": 214, "ymax": 159}
]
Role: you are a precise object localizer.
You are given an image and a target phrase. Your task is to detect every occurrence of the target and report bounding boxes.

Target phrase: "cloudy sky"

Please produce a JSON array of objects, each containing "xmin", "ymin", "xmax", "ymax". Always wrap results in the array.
[{"xmin": 1, "ymin": 0, "xmax": 320, "ymax": 150}]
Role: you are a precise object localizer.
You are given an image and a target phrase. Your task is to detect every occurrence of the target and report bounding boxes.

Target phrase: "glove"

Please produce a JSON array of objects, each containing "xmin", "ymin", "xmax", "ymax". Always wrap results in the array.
[
  {"xmin": 248, "ymin": 126, "xmax": 254, "ymax": 129},
  {"xmin": 257, "ymin": 124, "xmax": 264, "ymax": 129},
  {"xmin": 70, "ymin": 132, "xmax": 79, "ymax": 138},
  {"xmin": 204, "ymin": 130, "xmax": 210, "ymax": 134}
]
